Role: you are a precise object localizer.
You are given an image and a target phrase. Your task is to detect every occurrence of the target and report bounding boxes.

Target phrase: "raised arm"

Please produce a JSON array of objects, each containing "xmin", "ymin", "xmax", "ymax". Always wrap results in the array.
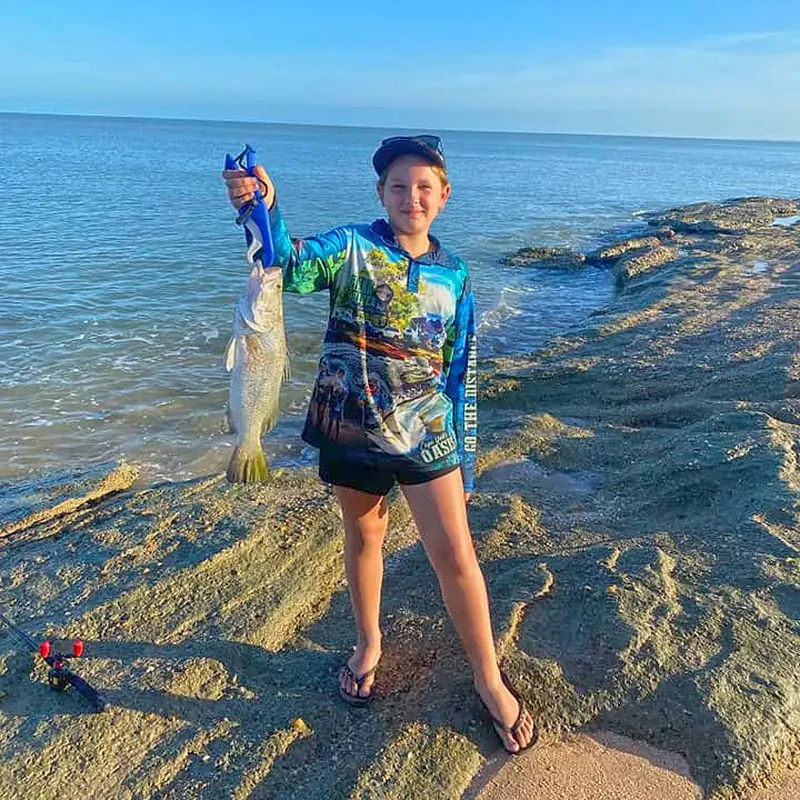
[{"xmin": 223, "ymin": 163, "xmax": 349, "ymax": 294}]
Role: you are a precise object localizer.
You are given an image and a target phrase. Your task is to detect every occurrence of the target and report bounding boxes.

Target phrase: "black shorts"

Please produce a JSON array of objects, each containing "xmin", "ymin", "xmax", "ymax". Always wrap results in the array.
[{"xmin": 318, "ymin": 450, "xmax": 459, "ymax": 497}]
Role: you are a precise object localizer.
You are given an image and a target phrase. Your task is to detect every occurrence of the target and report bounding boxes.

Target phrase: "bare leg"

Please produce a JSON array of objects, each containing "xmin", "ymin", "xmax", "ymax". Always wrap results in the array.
[
  {"xmin": 335, "ymin": 485, "xmax": 388, "ymax": 699},
  {"xmin": 402, "ymin": 469, "xmax": 536, "ymax": 752}
]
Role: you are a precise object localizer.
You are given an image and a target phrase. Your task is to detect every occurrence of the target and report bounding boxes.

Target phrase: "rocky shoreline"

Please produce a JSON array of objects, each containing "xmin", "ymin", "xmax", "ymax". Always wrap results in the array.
[{"xmin": 1, "ymin": 197, "xmax": 799, "ymax": 799}]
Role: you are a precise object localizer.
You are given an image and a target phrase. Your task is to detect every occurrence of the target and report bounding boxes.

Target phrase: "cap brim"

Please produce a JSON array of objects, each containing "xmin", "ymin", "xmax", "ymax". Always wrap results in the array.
[{"xmin": 372, "ymin": 140, "xmax": 445, "ymax": 175}]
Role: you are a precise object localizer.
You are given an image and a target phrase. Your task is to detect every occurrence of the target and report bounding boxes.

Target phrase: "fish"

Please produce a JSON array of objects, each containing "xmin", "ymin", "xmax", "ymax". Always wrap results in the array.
[{"xmin": 223, "ymin": 263, "xmax": 289, "ymax": 483}]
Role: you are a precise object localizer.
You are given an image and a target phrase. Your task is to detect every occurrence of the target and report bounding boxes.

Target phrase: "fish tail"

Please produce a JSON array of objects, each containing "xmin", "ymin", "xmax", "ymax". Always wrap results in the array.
[{"xmin": 226, "ymin": 443, "xmax": 269, "ymax": 484}]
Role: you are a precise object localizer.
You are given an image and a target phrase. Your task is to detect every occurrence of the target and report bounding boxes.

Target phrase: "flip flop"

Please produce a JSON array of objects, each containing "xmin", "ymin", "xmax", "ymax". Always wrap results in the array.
[
  {"xmin": 338, "ymin": 662, "xmax": 378, "ymax": 707},
  {"xmin": 481, "ymin": 669, "xmax": 538, "ymax": 755}
]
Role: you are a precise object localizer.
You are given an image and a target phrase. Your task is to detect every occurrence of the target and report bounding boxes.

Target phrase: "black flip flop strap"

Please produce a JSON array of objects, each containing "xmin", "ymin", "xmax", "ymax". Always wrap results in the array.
[
  {"xmin": 341, "ymin": 663, "xmax": 377, "ymax": 689},
  {"xmin": 509, "ymin": 697, "xmax": 527, "ymax": 736}
]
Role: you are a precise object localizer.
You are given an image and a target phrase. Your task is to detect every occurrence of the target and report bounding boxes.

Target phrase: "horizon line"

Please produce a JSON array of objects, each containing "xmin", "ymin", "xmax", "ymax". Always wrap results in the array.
[{"xmin": 2, "ymin": 109, "xmax": 799, "ymax": 147}]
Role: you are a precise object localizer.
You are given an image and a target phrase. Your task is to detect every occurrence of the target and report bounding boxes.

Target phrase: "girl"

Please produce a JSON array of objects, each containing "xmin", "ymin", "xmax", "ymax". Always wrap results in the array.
[{"xmin": 223, "ymin": 135, "xmax": 536, "ymax": 754}]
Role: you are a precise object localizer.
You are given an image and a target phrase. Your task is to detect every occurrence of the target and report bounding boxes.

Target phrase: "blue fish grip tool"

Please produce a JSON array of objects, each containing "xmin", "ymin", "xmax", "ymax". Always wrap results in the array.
[{"xmin": 225, "ymin": 144, "xmax": 275, "ymax": 266}]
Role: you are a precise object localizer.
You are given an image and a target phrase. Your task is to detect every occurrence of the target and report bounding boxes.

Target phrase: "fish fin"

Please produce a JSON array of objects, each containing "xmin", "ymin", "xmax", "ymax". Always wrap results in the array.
[
  {"xmin": 281, "ymin": 336, "xmax": 292, "ymax": 382},
  {"xmin": 261, "ymin": 409, "xmax": 279, "ymax": 437},
  {"xmin": 224, "ymin": 403, "xmax": 234, "ymax": 434},
  {"xmin": 226, "ymin": 443, "xmax": 269, "ymax": 484},
  {"xmin": 223, "ymin": 337, "xmax": 237, "ymax": 372}
]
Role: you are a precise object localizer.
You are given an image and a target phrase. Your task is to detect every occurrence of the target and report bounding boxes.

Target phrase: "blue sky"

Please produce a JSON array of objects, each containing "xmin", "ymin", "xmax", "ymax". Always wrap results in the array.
[{"xmin": 1, "ymin": 1, "xmax": 799, "ymax": 140}]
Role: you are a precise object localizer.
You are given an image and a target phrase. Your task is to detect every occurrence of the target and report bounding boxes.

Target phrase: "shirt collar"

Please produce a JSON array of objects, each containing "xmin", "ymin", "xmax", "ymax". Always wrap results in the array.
[{"xmin": 370, "ymin": 218, "xmax": 441, "ymax": 263}]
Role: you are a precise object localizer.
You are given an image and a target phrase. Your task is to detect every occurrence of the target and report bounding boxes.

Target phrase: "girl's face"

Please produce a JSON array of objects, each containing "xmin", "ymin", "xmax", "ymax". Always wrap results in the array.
[{"xmin": 377, "ymin": 155, "xmax": 451, "ymax": 239}]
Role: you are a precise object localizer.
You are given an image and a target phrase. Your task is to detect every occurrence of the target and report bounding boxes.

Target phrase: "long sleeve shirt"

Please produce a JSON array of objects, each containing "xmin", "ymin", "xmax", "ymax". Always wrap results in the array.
[{"xmin": 267, "ymin": 206, "xmax": 477, "ymax": 492}]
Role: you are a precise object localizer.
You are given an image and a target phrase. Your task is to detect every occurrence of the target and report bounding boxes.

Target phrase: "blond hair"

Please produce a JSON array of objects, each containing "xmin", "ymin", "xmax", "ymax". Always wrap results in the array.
[{"xmin": 378, "ymin": 162, "xmax": 450, "ymax": 189}]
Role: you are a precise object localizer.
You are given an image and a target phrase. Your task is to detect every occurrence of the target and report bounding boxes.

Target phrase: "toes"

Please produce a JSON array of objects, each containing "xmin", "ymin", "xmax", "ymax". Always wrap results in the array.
[
  {"xmin": 339, "ymin": 666, "xmax": 375, "ymax": 699},
  {"xmin": 494, "ymin": 723, "xmax": 520, "ymax": 753},
  {"xmin": 506, "ymin": 712, "xmax": 535, "ymax": 751},
  {"xmin": 339, "ymin": 670, "xmax": 355, "ymax": 697},
  {"xmin": 516, "ymin": 711, "xmax": 536, "ymax": 748}
]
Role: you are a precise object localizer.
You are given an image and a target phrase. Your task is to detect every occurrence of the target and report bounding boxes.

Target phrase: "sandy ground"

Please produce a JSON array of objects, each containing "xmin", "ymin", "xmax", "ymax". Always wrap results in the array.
[{"xmin": 473, "ymin": 732, "xmax": 800, "ymax": 800}]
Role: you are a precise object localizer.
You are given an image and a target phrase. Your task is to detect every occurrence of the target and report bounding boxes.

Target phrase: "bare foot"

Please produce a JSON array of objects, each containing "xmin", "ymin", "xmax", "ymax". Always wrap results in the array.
[
  {"xmin": 475, "ymin": 674, "xmax": 537, "ymax": 753},
  {"xmin": 339, "ymin": 642, "xmax": 381, "ymax": 701}
]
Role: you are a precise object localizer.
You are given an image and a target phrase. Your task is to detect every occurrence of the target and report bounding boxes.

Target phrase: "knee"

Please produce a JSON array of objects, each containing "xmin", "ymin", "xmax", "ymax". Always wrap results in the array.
[
  {"xmin": 340, "ymin": 495, "xmax": 388, "ymax": 550},
  {"xmin": 428, "ymin": 540, "xmax": 479, "ymax": 581},
  {"xmin": 346, "ymin": 510, "xmax": 389, "ymax": 550},
  {"xmin": 348, "ymin": 523, "xmax": 386, "ymax": 550}
]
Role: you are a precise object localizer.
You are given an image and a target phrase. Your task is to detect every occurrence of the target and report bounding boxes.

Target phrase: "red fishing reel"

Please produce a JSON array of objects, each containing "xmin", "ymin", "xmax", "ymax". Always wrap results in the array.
[
  {"xmin": 39, "ymin": 639, "xmax": 85, "ymax": 692},
  {"xmin": 1, "ymin": 612, "xmax": 107, "ymax": 711}
]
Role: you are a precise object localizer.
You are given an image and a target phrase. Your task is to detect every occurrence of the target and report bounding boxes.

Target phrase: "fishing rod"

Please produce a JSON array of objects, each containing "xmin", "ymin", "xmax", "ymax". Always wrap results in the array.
[{"xmin": 0, "ymin": 610, "xmax": 108, "ymax": 712}]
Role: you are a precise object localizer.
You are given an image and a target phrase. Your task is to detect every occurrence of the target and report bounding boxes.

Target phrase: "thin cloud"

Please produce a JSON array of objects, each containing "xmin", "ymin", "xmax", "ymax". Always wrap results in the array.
[
  {"xmin": 693, "ymin": 30, "xmax": 800, "ymax": 50},
  {"xmin": 420, "ymin": 31, "xmax": 800, "ymax": 109}
]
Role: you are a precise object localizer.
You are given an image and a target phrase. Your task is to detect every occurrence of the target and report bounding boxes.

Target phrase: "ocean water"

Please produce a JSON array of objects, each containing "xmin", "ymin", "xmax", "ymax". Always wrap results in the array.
[{"xmin": 2, "ymin": 113, "xmax": 799, "ymax": 483}]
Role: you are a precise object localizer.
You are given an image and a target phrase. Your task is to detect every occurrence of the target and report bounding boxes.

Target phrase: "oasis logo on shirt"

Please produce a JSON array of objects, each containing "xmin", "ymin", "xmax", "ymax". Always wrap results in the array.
[{"xmin": 419, "ymin": 431, "xmax": 457, "ymax": 464}]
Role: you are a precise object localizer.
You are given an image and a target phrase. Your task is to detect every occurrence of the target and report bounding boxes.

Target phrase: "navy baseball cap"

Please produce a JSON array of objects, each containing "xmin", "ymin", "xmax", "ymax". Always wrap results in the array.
[{"xmin": 372, "ymin": 134, "xmax": 446, "ymax": 175}]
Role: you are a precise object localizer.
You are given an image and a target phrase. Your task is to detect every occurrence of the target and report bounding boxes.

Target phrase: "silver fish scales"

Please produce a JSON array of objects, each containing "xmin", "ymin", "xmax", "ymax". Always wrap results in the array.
[{"xmin": 224, "ymin": 263, "xmax": 289, "ymax": 483}]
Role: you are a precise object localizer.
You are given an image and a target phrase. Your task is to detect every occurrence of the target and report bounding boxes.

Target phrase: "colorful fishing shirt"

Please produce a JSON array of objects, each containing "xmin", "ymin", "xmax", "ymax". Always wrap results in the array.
[{"xmin": 267, "ymin": 206, "xmax": 477, "ymax": 492}]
